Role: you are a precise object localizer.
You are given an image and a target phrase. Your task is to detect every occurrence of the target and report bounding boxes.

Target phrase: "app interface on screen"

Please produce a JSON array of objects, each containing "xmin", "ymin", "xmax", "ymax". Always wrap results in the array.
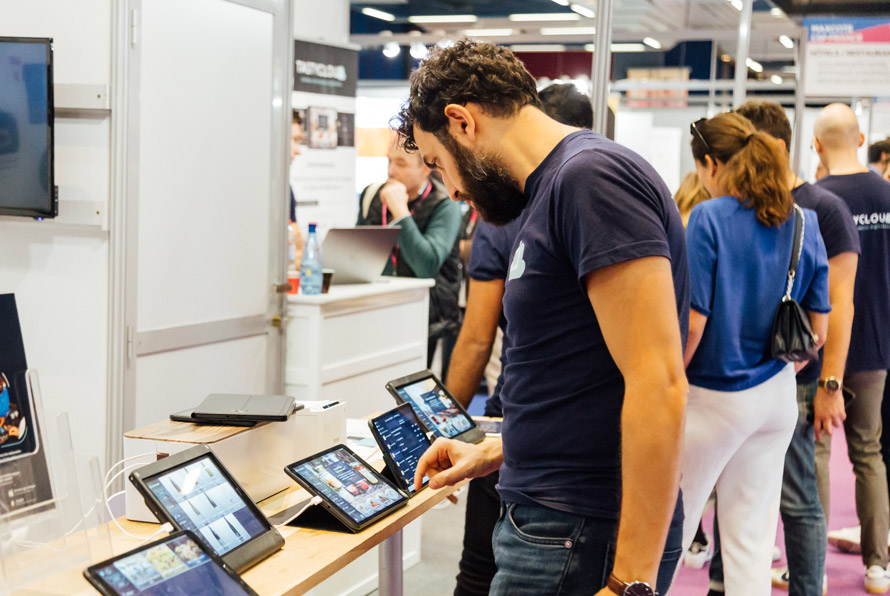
[
  {"xmin": 373, "ymin": 409, "xmax": 430, "ymax": 492},
  {"xmin": 146, "ymin": 456, "xmax": 266, "ymax": 556},
  {"xmin": 396, "ymin": 378, "xmax": 472, "ymax": 439},
  {"xmin": 94, "ymin": 535, "xmax": 249, "ymax": 596},
  {"xmin": 293, "ymin": 449, "xmax": 405, "ymax": 524}
]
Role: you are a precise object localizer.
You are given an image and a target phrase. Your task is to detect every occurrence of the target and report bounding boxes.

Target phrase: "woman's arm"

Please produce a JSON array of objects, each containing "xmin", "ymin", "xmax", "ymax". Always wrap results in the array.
[{"xmin": 684, "ymin": 308, "xmax": 708, "ymax": 368}]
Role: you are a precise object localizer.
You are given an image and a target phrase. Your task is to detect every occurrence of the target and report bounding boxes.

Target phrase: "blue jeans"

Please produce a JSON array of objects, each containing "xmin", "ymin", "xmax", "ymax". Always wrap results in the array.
[
  {"xmin": 490, "ymin": 494, "xmax": 684, "ymax": 595},
  {"xmin": 709, "ymin": 381, "xmax": 825, "ymax": 596}
]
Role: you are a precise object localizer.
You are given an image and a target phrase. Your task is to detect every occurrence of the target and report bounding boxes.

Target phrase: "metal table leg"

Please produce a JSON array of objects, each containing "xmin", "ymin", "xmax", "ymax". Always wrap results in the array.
[{"xmin": 378, "ymin": 529, "xmax": 403, "ymax": 596}]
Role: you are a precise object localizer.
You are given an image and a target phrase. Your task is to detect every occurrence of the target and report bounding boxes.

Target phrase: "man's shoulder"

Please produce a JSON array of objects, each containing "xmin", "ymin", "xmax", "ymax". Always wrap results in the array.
[{"xmin": 794, "ymin": 182, "xmax": 851, "ymax": 214}]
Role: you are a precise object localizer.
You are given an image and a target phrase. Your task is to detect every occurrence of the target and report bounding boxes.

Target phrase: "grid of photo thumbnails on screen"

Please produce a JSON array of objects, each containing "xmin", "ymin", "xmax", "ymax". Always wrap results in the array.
[
  {"xmin": 292, "ymin": 448, "xmax": 405, "ymax": 524},
  {"xmin": 396, "ymin": 377, "xmax": 473, "ymax": 439},
  {"xmin": 92, "ymin": 534, "xmax": 249, "ymax": 595},
  {"xmin": 144, "ymin": 455, "xmax": 267, "ymax": 556}
]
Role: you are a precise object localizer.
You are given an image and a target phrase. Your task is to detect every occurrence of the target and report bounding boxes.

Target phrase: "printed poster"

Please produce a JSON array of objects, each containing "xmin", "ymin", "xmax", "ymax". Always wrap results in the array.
[
  {"xmin": 804, "ymin": 18, "xmax": 890, "ymax": 98},
  {"xmin": 0, "ymin": 294, "xmax": 53, "ymax": 517}
]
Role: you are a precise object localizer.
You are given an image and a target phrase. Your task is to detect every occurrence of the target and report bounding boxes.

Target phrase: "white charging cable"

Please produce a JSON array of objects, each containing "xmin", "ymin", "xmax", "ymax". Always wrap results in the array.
[
  {"xmin": 274, "ymin": 496, "xmax": 323, "ymax": 528},
  {"xmin": 101, "ymin": 452, "xmax": 174, "ymax": 541}
]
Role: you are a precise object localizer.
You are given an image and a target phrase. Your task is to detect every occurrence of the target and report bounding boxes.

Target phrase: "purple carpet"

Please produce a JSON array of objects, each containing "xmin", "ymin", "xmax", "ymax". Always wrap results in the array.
[{"xmin": 671, "ymin": 427, "xmax": 868, "ymax": 595}]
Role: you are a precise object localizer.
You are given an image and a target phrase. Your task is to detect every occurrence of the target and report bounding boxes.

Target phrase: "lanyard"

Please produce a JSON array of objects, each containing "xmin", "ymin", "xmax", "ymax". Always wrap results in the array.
[{"xmin": 382, "ymin": 180, "xmax": 433, "ymax": 269}]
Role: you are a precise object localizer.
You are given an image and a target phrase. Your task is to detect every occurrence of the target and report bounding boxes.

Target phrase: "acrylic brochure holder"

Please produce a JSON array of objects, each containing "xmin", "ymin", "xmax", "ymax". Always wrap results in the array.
[{"xmin": 0, "ymin": 369, "xmax": 111, "ymax": 594}]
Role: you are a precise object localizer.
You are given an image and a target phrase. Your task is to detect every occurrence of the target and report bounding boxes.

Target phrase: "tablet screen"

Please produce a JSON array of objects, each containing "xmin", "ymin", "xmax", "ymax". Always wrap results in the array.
[
  {"xmin": 289, "ymin": 447, "xmax": 406, "ymax": 525},
  {"xmin": 90, "ymin": 533, "xmax": 252, "ymax": 595},
  {"xmin": 393, "ymin": 376, "xmax": 474, "ymax": 439},
  {"xmin": 370, "ymin": 406, "xmax": 431, "ymax": 492},
  {"xmin": 143, "ymin": 455, "xmax": 268, "ymax": 556}
]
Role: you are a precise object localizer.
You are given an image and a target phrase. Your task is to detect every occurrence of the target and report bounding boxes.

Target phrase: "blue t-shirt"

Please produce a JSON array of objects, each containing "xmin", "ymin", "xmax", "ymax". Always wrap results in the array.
[
  {"xmin": 686, "ymin": 197, "xmax": 831, "ymax": 391},
  {"xmin": 467, "ymin": 219, "xmax": 524, "ymax": 418},
  {"xmin": 498, "ymin": 130, "xmax": 690, "ymax": 519},
  {"xmin": 817, "ymin": 172, "xmax": 890, "ymax": 372},
  {"xmin": 793, "ymin": 183, "xmax": 861, "ymax": 383}
]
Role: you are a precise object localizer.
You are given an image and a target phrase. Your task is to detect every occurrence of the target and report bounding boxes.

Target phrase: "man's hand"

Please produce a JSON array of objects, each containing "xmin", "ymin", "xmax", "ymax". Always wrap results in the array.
[
  {"xmin": 414, "ymin": 437, "xmax": 503, "ymax": 491},
  {"xmin": 380, "ymin": 180, "xmax": 411, "ymax": 221},
  {"xmin": 813, "ymin": 386, "xmax": 846, "ymax": 441}
]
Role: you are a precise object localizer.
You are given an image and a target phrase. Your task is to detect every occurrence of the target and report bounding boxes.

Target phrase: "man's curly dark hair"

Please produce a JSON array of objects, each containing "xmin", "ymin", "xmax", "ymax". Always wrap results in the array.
[{"xmin": 394, "ymin": 39, "xmax": 541, "ymax": 151}]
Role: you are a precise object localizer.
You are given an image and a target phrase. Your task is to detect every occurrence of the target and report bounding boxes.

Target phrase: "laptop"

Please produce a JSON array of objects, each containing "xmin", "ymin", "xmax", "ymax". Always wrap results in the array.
[
  {"xmin": 321, "ymin": 226, "xmax": 401, "ymax": 284},
  {"xmin": 190, "ymin": 394, "xmax": 300, "ymax": 424}
]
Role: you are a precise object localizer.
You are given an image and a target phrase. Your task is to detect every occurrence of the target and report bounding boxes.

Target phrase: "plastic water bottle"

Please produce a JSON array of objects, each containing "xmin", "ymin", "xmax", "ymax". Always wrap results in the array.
[{"xmin": 300, "ymin": 222, "xmax": 323, "ymax": 295}]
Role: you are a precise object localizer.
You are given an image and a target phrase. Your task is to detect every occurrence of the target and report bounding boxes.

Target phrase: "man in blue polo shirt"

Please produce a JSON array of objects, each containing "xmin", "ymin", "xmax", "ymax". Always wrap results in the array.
[
  {"xmin": 814, "ymin": 103, "xmax": 890, "ymax": 592},
  {"xmin": 401, "ymin": 40, "xmax": 689, "ymax": 596}
]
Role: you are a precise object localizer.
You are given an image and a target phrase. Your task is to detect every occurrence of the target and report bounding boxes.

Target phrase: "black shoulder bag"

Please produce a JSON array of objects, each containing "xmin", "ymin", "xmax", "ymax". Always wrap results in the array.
[{"xmin": 770, "ymin": 204, "xmax": 820, "ymax": 363}]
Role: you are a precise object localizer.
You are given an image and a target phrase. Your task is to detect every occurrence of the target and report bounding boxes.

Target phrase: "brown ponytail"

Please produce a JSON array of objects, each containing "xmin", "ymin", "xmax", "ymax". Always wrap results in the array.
[{"xmin": 691, "ymin": 112, "xmax": 792, "ymax": 227}]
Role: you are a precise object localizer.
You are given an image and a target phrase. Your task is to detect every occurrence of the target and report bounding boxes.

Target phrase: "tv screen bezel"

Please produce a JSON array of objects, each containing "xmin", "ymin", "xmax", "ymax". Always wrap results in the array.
[{"xmin": 0, "ymin": 36, "xmax": 56, "ymax": 219}]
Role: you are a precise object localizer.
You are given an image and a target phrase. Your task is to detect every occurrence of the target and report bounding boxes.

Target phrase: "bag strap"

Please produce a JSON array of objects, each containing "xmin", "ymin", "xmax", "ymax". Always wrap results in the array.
[{"xmin": 784, "ymin": 204, "xmax": 805, "ymax": 300}]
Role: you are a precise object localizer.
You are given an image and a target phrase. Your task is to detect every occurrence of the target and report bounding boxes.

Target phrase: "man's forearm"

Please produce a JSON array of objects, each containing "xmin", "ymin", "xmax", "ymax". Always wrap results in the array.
[
  {"xmin": 611, "ymin": 377, "xmax": 687, "ymax": 586},
  {"xmin": 446, "ymin": 333, "xmax": 494, "ymax": 409},
  {"xmin": 821, "ymin": 300, "xmax": 853, "ymax": 380}
]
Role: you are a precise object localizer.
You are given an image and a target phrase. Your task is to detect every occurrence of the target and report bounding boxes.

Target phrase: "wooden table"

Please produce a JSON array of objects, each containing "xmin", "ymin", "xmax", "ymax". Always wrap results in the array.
[{"xmin": 12, "ymin": 441, "xmax": 480, "ymax": 596}]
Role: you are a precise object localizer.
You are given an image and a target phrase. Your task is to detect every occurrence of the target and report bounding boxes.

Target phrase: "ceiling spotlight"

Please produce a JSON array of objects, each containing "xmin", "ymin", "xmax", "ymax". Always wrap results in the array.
[
  {"xmin": 770, "ymin": 7, "xmax": 784, "ymax": 16},
  {"xmin": 382, "ymin": 42, "xmax": 401, "ymax": 58},
  {"xmin": 551, "ymin": 0, "xmax": 570, "ymax": 5},
  {"xmin": 746, "ymin": 57, "xmax": 763, "ymax": 72},
  {"xmin": 509, "ymin": 13, "xmax": 580, "ymax": 21},
  {"xmin": 611, "ymin": 43, "xmax": 647, "ymax": 52},
  {"xmin": 464, "ymin": 28, "xmax": 515, "ymax": 37},
  {"xmin": 730, "ymin": 0, "xmax": 743, "ymax": 10},
  {"xmin": 720, "ymin": 53, "xmax": 732, "ymax": 62},
  {"xmin": 511, "ymin": 44, "xmax": 568, "ymax": 52},
  {"xmin": 770, "ymin": 74, "xmax": 783, "ymax": 85},
  {"xmin": 408, "ymin": 14, "xmax": 478, "ymax": 23},
  {"xmin": 643, "ymin": 37, "xmax": 662, "ymax": 49},
  {"xmin": 409, "ymin": 42, "xmax": 429, "ymax": 59},
  {"xmin": 361, "ymin": 7, "xmax": 395, "ymax": 22},
  {"xmin": 542, "ymin": 26, "xmax": 596, "ymax": 35},
  {"xmin": 779, "ymin": 35, "xmax": 794, "ymax": 49},
  {"xmin": 570, "ymin": 4, "xmax": 595, "ymax": 18}
]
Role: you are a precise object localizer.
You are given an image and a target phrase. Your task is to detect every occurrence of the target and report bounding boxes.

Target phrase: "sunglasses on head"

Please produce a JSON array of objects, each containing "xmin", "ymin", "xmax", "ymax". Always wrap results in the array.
[{"xmin": 690, "ymin": 118, "xmax": 712, "ymax": 157}]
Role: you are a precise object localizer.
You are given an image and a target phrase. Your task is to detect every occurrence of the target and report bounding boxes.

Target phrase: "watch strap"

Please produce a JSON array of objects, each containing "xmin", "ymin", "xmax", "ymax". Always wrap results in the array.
[{"xmin": 607, "ymin": 573, "xmax": 628, "ymax": 596}]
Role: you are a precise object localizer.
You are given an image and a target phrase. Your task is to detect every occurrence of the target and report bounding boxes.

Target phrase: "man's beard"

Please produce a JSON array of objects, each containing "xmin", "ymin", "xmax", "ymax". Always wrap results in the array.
[{"xmin": 438, "ymin": 133, "xmax": 529, "ymax": 226}]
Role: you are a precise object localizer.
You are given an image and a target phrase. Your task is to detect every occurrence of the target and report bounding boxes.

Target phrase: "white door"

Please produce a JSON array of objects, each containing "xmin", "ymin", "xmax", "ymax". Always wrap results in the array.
[{"xmin": 120, "ymin": 0, "xmax": 291, "ymax": 436}]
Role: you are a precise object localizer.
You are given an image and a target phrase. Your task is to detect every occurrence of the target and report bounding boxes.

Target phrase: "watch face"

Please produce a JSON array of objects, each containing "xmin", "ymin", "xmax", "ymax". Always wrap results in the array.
[
  {"xmin": 625, "ymin": 582, "xmax": 656, "ymax": 596},
  {"xmin": 826, "ymin": 379, "xmax": 840, "ymax": 392}
]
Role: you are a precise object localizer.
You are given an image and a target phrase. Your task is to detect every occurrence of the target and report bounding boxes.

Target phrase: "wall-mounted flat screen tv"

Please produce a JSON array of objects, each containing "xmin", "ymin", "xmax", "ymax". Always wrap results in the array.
[{"xmin": 0, "ymin": 37, "xmax": 56, "ymax": 219}]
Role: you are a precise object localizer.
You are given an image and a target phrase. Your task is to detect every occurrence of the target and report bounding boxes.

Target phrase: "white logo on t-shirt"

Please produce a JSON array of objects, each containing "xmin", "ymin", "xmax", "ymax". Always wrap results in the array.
[{"xmin": 508, "ymin": 241, "xmax": 526, "ymax": 281}]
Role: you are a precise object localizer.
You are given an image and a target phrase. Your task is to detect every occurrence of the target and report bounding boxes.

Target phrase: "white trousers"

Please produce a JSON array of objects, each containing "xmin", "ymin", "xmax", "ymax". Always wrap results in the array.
[{"xmin": 677, "ymin": 365, "xmax": 797, "ymax": 596}]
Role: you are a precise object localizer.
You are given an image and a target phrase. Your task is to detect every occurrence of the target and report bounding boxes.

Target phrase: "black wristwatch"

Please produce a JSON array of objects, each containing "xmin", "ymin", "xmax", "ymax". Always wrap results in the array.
[
  {"xmin": 607, "ymin": 573, "xmax": 657, "ymax": 596},
  {"xmin": 818, "ymin": 376, "xmax": 842, "ymax": 393}
]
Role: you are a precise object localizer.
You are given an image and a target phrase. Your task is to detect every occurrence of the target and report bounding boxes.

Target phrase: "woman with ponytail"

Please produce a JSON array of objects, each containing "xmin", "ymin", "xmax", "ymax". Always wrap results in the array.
[{"xmin": 678, "ymin": 112, "xmax": 830, "ymax": 596}]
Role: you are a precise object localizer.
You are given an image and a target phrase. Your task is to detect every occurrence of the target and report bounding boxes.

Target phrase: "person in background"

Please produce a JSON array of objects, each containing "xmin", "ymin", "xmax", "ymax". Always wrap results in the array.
[
  {"xmin": 357, "ymin": 139, "xmax": 462, "ymax": 372},
  {"xmin": 867, "ymin": 139, "xmax": 890, "ymax": 180},
  {"xmin": 403, "ymin": 39, "xmax": 688, "ymax": 596},
  {"xmin": 700, "ymin": 100, "xmax": 859, "ymax": 596},
  {"xmin": 674, "ymin": 170, "xmax": 711, "ymax": 227},
  {"xmin": 290, "ymin": 111, "xmax": 305, "ymax": 267},
  {"xmin": 812, "ymin": 103, "xmax": 890, "ymax": 593},
  {"xmin": 681, "ymin": 112, "xmax": 829, "ymax": 596}
]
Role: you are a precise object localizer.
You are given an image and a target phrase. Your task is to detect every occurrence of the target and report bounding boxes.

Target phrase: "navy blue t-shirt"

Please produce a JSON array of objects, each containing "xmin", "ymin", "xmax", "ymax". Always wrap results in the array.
[
  {"xmin": 467, "ymin": 219, "xmax": 523, "ymax": 418},
  {"xmin": 686, "ymin": 198, "xmax": 831, "ymax": 391},
  {"xmin": 818, "ymin": 172, "xmax": 890, "ymax": 372},
  {"xmin": 793, "ymin": 183, "xmax": 861, "ymax": 383},
  {"xmin": 498, "ymin": 130, "xmax": 689, "ymax": 519}
]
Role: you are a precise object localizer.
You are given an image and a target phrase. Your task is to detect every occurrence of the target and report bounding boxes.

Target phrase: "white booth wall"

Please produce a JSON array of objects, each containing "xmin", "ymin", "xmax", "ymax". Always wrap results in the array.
[
  {"xmin": 0, "ymin": 0, "xmax": 353, "ymax": 471},
  {"xmin": 0, "ymin": 0, "xmax": 113, "ymax": 465}
]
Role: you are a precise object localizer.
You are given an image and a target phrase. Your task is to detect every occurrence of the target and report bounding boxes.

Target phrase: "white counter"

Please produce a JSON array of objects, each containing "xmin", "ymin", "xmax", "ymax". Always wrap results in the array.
[{"xmin": 285, "ymin": 277, "xmax": 434, "ymax": 419}]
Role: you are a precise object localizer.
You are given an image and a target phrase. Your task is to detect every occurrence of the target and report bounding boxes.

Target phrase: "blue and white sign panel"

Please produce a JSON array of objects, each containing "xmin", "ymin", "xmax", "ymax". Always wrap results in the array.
[{"xmin": 803, "ymin": 17, "xmax": 890, "ymax": 98}]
